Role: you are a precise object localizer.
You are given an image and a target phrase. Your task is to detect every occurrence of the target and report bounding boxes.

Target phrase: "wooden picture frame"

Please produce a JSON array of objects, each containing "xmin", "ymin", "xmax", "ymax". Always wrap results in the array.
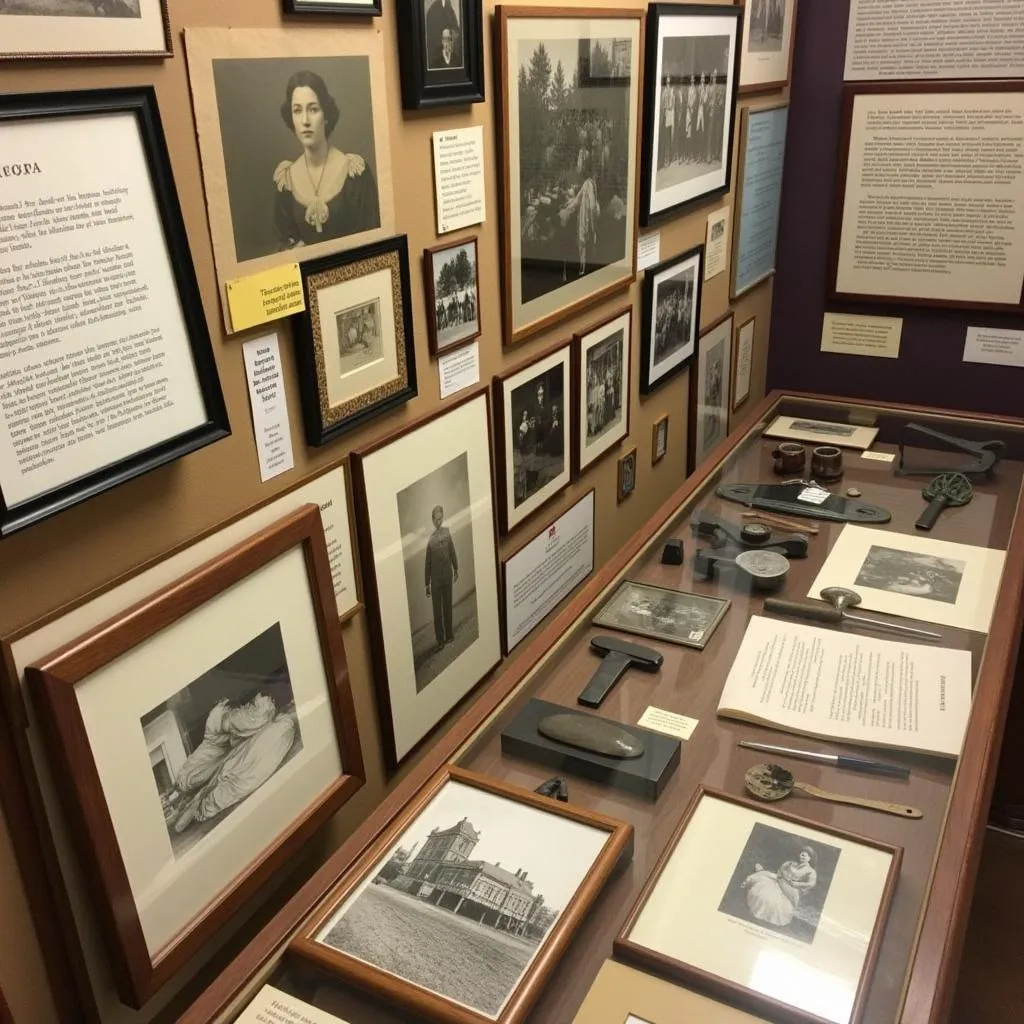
[
  {"xmin": 615, "ymin": 787, "xmax": 901, "ymax": 1024},
  {"xmin": 293, "ymin": 235, "xmax": 417, "ymax": 447},
  {"xmin": 651, "ymin": 414, "xmax": 669, "ymax": 464},
  {"xmin": 733, "ymin": 315, "xmax": 755, "ymax": 411},
  {"xmin": 495, "ymin": 6, "xmax": 643, "ymax": 346},
  {"xmin": 283, "ymin": 0, "xmax": 382, "ymax": 13},
  {"xmin": 291, "ymin": 765, "xmax": 633, "ymax": 1024},
  {"xmin": 24, "ymin": 505, "xmax": 364, "ymax": 1007},
  {"xmin": 424, "ymin": 236, "xmax": 482, "ymax": 356},
  {"xmin": 617, "ymin": 447, "xmax": 638, "ymax": 503},
  {"xmin": 688, "ymin": 311, "xmax": 733, "ymax": 473},
  {"xmin": 738, "ymin": 0, "xmax": 798, "ymax": 94}
]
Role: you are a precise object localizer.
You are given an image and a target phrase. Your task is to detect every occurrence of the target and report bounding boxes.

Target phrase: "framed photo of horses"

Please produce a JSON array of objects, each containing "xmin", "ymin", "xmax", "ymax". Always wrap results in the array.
[{"xmin": 424, "ymin": 236, "xmax": 482, "ymax": 356}]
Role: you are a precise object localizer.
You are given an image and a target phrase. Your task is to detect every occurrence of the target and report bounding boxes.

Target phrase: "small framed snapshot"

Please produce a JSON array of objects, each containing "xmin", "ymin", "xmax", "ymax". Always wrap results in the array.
[
  {"xmin": 350, "ymin": 390, "xmax": 502, "ymax": 768},
  {"xmin": 283, "ymin": 0, "xmax": 381, "ymax": 14},
  {"xmin": 424, "ymin": 236, "xmax": 482, "ymax": 356},
  {"xmin": 615, "ymin": 788, "xmax": 901, "ymax": 1024},
  {"xmin": 594, "ymin": 581, "xmax": 728, "ymax": 649},
  {"xmin": 494, "ymin": 343, "xmax": 573, "ymax": 535},
  {"xmin": 739, "ymin": 0, "xmax": 797, "ymax": 93},
  {"xmin": 652, "ymin": 415, "xmax": 670, "ymax": 465},
  {"xmin": 573, "ymin": 307, "xmax": 632, "ymax": 475},
  {"xmin": 396, "ymin": 0, "xmax": 485, "ymax": 110},
  {"xmin": 763, "ymin": 414, "xmax": 879, "ymax": 450},
  {"xmin": 733, "ymin": 315, "xmax": 755, "ymax": 410},
  {"xmin": 293, "ymin": 235, "xmax": 417, "ymax": 447},
  {"xmin": 641, "ymin": 243, "xmax": 705, "ymax": 394},
  {"xmin": 617, "ymin": 447, "xmax": 638, "ymax": 504},
  {"xmin": 496, "ymin": 7, "xmax": 643, "ymax": 346},
  {"xmin": 689, "ymin": 311, "xmax": 733, "ymax": 473},
  {"xmin": 25, "ymin": 505, "xmax": 365, "ymax": 1007},
  {"xmin": 640, "ymin": 3, "xmax": 743, "ymax": 225},
  {"xmin": 291, "ymin": 765, "xmax": 633, "ymax": 1024}
]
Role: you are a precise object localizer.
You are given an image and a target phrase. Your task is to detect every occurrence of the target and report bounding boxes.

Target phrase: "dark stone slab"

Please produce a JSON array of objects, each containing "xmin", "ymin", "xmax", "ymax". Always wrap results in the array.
[{"xmin": 538, "ymin": 713, "xmax": 645, "ymax": 759}]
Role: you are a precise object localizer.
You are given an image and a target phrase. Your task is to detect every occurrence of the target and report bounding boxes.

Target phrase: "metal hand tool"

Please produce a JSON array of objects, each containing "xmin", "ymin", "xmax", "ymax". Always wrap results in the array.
[
  {"xmin": 764, "ymin": 586, "xmax": 942, "ymax": 640},
  {"xmin": 578, "ymin": 636, "xmax": 662, "ymax": 708},
  {"xmin": 915, "ymin": 471, "xmax": 973, "ymax": 531},
  {"xmin": 897, "ymin": 422, "xmax": 1005, "ymax": 478}
]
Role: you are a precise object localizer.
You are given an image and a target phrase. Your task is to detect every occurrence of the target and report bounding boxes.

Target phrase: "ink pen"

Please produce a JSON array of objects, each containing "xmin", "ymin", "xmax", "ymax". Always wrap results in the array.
[{"xmin": 737, "ymin": 741, "xmax": 911, "ymax": 779}]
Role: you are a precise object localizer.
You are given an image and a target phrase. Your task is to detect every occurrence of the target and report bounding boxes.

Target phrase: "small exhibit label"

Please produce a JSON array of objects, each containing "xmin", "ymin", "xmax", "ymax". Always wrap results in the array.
[
  {"xmin": 963, "ymin": 326, "xmax": 1024, "ymax": 367},
  {"xmin": 861, "ymin": 450, "xmax": 896, "ymax": 463},
  {"xmin": 637, "ymin": 231, "xmax": 661, "ymax": 270},
  {"xmin": 820, "ymin": 312, "xmax": 902, "ymax": 359},
  {"xmin": 638, "ymin": 706, "xmax": 698, "ymax": 741},
  {"xmin": 226, "ymin": 262, "xmax": 305, "ymax": 333}
]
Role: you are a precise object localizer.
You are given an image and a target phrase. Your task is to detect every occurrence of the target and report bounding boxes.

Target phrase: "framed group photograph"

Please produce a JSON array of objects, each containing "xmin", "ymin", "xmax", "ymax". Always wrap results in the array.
[
  {"xmin": 640, "ymin": 3, "xmax": 743, "ymax": 224},
  {"xmin": 733, "ymin": 316, "xmax": 755, "ymax": 410},
  {"xmin": 494, "ymin": 343, "xmax": 573, "ymax": 534},
  {"xmin": 396, "ymin": 0, "xmax": 485, "ymax": 109},
  {"xmin": 573, "ymin": 307, "xmax": 632, "ymax": 474},
  {"xmin": 25, "ymin": 505, "xmax": 364, "ymax": 1006},
  {"xmin": 496, "ymin": 7, "xmax": 643, "ymax": 345},
  {"xmin": 424, "ymin": 236, "xmax": 482, "ymax": 355},
  {"xmin": 652, "ymin": 415, "xmax": 670, "ymax": 465},
  {"xmin": 617, "ymin": 448, "xmax": 638, "ymax": 504},
  {"xmin": 641, "ymin": 243, "xmax": 705, "ymax": 394},
  {"xmin": 689, "ymin": 312, "xmax": 734, "ymax": 473},
  {"xmin": 291, "ymin": 765, "xmax": 633, "ymax": 1024},
  {"xmin": 350, "ymin": 390, "xmax": 502, "ymax": 767},
  {"xmin": 615, "ymin": 788, "xmax": 901, "ymax": 1024},
  {"xmin": 594, "ymin": 581, "xmax": 729, "ymax": 649},
  {"xmin": 293, "ymin": 235, "xmax": 417, "ymax": 447},
  {"xmin": 739, "ymin": 0, "xmax": 797, "ymax": 93},
  {"xmin": 283, "ymin": 0, "xmax": 381, "ymax": 13}
]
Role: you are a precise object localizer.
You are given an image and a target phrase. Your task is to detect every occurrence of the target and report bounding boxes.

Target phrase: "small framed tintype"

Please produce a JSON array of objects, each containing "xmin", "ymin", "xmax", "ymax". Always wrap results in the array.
[
  {"xmin": 496, "ymin": 7, "xmax": 643, "ymax": 345},
  {"xmin": 733, "ymin": 315, "xmax": 755, "ymax": 410},
  {"xmin": 573, "ymin": 307, "xmax": 632, "ymax": 475},
  {"xmin": 652, "ymin": 414, "xmax": 669, "ymax": 465},
  {"xmin": 739, "ymin": 0, "xmax": 797, "ymax": 93},
  {"xmin": 641, "ymin": 243, "xmax": 704, "ymax": 394},
  {"xmin": 25, "ymin": 505, "xmax": 365, "ymax": 1007},
  {"xmin": 292, "ymin": 765, "xmax": 633, "ymax": 1024},
  {"xmin": 617, "ymin": 447, "xmax": 638, "ymax": 504},
  {"xmin": 594, "ymin": 581, "xmax": 728, "ymax": 649},
  {"xmin": 397, "ymin": 0, "xmax": 485, "ymax": 110},
  {"xmin": 350, "ymin": 390, "xmax": 502, "ymax": 767},
  {"xmin": 424, "ymin": 236, "xmax": 482, "ymax": 355},
  {"xmin": 293, "ymin": 235, "xmax": 417, "ymax": 447},
  {"xmin": 689, "ymin": 311, "xmax": 733, "ymax": 473},
  {"xmin": 640, "ymin": 3, "xmax": 743, "ymax": 225},
  {"xmin": 615, "ymin": 788, "xmax": 901, "ymax": 1024},
  {"xmin": 284, "ymin": 0, "xmax": 381, "ymax": 14},
  {"xmin": 494, "ymin": 343, "xmax": 572, "ymax": 534}
]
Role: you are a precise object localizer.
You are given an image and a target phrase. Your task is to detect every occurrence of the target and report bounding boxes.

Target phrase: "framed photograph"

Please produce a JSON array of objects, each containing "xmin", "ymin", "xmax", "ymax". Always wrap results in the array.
[
  {"xmin": 615, "ymin": 788, "xmax": 901, "ymax": 1024},
  {"xmin": 689, "ymin": 311, "xmax": 733, "ymax": 473},
  {"xmin": 733, "ymin": 316, "xmax": 755, "ymax": 410},
  {"xmin": 0, "ymin": 88, "xmax": 229, "ymax": 538},
  {"xmin": 24, "ymin": 505, "xmax": 364, "ymax": 1007},
  {"xmin": 617, "ymin": 447, "xmax": 638, "ymax": 504},
  {"xmin": 291, "ymin": 765, "xmax": 633, "ymax": 1024},
  {"xmin": 651, "ymin": 415, "xmax": 670, "ymax": 465},
  {"xmin": 424, "ymin": 236, "xmax": 482, "ymax": 355},
  {"xmin": 594, "ymin": 581, "xmax": 729, "ymax": 649},
  {"xmin": 639, "ymin": 3, "xmax": 743, "ymax": 225},
  {"xmin": 739, "ymin": 0, "xmax": 797, "ymax": 93},
  {"xmin": 284, "ymin": 0, "xmax": 381, "ymax": 13},
  {"xmin": 763, "ymin": 414, "xmax": 879, "ymax": 450},
  {"xmin": 185, "ymin": 27, "xmax": 395, "ymax": 332},
  {"xmin": 0, "ymin": 0, "xmax": 170, "ymax": 60},
  {"xmin": 496, "ymin": 7, "xmax": 643, "ymax": 345},
  {"xmin": 396, "ymin": 0, "xmax": 485, "ymax": 109},
  {"xmin": 350, "ymin": 390, "xmax": 502, "ymax": 767},
  {"xmin": 640, "ymin": 243, "xmax": 704, "ymax": 394},
  {"xmin": 494, "ymin": 343, "xmax": 572, "ymax": 534},
  {"xmin": 573, "ymin": 307, "xmax": 632, "ymax": 474},
  {"xmin": 293, "ymin": 235, "xmax": 416, "ymax": 447}
]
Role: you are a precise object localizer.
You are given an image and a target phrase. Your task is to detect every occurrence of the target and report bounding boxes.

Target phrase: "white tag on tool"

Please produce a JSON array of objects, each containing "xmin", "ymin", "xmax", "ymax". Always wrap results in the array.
[{"xmin": 797, "ymin": 486, "xmax": 830, "ymax": 505}]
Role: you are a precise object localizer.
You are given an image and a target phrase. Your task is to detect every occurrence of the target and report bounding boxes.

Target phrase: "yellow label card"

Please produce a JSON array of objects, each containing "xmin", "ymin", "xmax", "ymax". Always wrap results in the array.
[{"xmin": 226, "ymin": 263, "xmax": 305, "ymax": 333}]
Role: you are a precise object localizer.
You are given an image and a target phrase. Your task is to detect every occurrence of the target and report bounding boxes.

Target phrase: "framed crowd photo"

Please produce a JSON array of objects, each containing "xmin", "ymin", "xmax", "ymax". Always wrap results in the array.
[
  {"xmin": 496, "ymin": 7, "xmax": 643, "ymax": 346},
  {"xmin": 639, "ymin": 3, "xmax": 743, "ymax": 225},
  {"xmin": 24, "ymin": 504, "xmax": 365, "ymax": 1007},
  {"xmin": 293, "ymin": 235, "xmax": 417, "ymax": 447},
  {"xmin": 689, "ymin": 311, "xmax": 733, "ymax": 473},
  {"xmin": 615, "ymin": 788, "xmax": 901, "ymax": 1024},
  {"xmin": 396, "ymin": 0, "xmax": 486, "ymax": 110},
  {"xmin": 494, "ymin": 343, "xmax": 572, "ymax": 535},
  {"xmin": 640, "ymin": 243, "xmax": 704, "ymax": 394},
  {"xmin": 0, "ymin": 88, "xmax": 229, "ymax": 538},
  {"xmin": 733, "ymin": 315, "xmax": 755, "ymax": 410},
  {"xmin": 424, "ymin": 236, "xmax": 482, "ymax": 355},
  {"xmin": 617, "ymin": 447, "xmax": 638, "ymax": 503},
  {"xmin": 283, "ymin": 0, "xmax": 381, "ymax": 13},
  {"xmin": 739, "ymin": 0, "xmax": 797, "ymax": 93},
  {"xmin": 185, "ymin": 27, "xmax": 395, "ymax": 332},
  {"xmin": 651, "ymin": 414, "xmax": 669, "ymax": 465},
  {"xmin": 573, "ymin": 307, "xmax": 632, "ymax": 475},
  {"xmin": 292, "ymin": 765, "xmax": 633, "ymax": 1024},
  {"xmin": 349, "ymin": 390, "xmax": 502, "ymax": 768},
  {"xmin": 594, "ymin": 581, "xmax": 729, "ymax": 649}
]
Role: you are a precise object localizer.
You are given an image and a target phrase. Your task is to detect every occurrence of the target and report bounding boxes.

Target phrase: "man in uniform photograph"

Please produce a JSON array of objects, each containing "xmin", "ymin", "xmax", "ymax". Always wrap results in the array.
[{"xmin": 424, "ymin": 504, "xmax": 459, "ymax": 652}]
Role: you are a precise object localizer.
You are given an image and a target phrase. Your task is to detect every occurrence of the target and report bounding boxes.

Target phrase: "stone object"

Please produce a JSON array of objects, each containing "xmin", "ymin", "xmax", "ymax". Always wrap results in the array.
[
  {"xmin": 539, "ymin": 713, "xmax": 645, "ymax": 759},
  {"xmin": 847, "ymin": 488, "xmax": 862, "ymax": 497},
  {"xmin": 661, "ymin": 538, "xmax": 684, "ymax": 564}
]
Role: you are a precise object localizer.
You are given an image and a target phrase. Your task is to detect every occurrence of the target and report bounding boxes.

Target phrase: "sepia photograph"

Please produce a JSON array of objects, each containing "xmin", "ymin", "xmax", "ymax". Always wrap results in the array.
[
  {"xmin": 595, "ymin": 581, "xmax": 729, "ymax": 649},
  {"xmin": 0, "ymin": 0, "xmax": 139, "ymax": 15},
  {"xmin": 617, "ymin": 448, "xmax": 637, "ymax": 503},
  {"xmin": 763, "ymin": 414, "xmax": 879, "ymax": 450},
  {"xmin": 585, "ymin": 329, "xmax": 625, "ymax": 447},
  {"xmin": 854, "ymin": 546, "xmax": 966, "ymax": 605},
  {"xmin": 641, "ymin": 243, "xmax": 703, "ymax": 393},
  {"xmin": 652, "ymin": 415, "xmax": 669, "ymax": 464},
  {"xmin": 141, "ymin": 623, "xmax": 303, "ymax": 861},
  {"xmin": 423, "ymin": 0, "xmax": 463, "ymax": 71},
  {"xmin": 747, "ymin": 0, "xmax": 786, "ymax": 53},
  {"xmin": 426, "ymin": 237, "xmax": 480, "ymax": 353},
  {"xmin": 335, "ymin": 299, "xmax": 383, "ymax": 376},
  {"xmin": 690, "ymin": 312, "xmax": 732, "ymax": 472},
  {"xmin": 575, "ymin": 308, "xmax": 631, "ymax": 474}
]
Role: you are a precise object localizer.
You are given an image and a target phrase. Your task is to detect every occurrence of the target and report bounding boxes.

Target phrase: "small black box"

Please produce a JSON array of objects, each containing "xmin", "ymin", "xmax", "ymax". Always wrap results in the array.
[{"xmin": 661, "ymin": 539, "xmax": 684, "ymax": 565}]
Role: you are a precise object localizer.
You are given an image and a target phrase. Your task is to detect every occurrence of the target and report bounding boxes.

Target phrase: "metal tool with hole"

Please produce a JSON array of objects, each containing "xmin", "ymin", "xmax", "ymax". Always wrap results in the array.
[{"xmin": 915, "ymin": 471, "xmax": 973, "ymax": 531}]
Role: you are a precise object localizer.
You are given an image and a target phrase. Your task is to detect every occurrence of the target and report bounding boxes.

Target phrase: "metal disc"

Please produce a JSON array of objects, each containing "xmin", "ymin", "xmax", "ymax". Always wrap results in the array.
[{"xmin": 744, "ymin": 762, "xmax": 795, "ymax": 802}]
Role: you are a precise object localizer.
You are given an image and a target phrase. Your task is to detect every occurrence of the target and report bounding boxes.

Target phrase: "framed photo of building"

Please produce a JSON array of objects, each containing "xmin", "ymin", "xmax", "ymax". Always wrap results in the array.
[
  {"xmin": 293, "ymin": 235, "xmax": 417, "ymax": 447},
  {"xmin": 640, "ymin": 3, "xmax": 743, "ymax": 225},
  {"xmin": 689, "ymin": 311, "xmax": 733, "ymax": 473},
  {"xmin": 739, "ymin": 0, "xmax": 797, "ymax": 93},
  {"xmin": 292, "ymin": 765, "xmax": 632, "ymax": 1024},
  {"xmin": 573, "ymin": 307, "xmax": 632, "ymax": 475},
  {"xmin": 594, "ymin": 581, "xmax": 728, "ymax": 649},
  {"xmin": 424, "ymin": 236, "xmax": 482, "ymax": 355},
  {"xmin": 496, "ymin": 7, "xmax": 643, "ymax": 346},
  {"xmin": 25, "ymin": 505, "xmax": 364, "ymax": 1007},
  {"xmin": 640, "ymin": 243, "xmax": 704, "ymax": 394},
  {"xmin": 617, "ymin": 447, "xmax": 638, "ymax": 503},
  {"xmin": 396, "ymin": 0, "xmax": 485, "ymax": 110},
  {"xmin": 349, "ymin": 390, "xmax": 502, "ymax": 768},
  {"xmin": 283, "ymin": 0, "xmax": 381, "ymax": 14},
  {"xmin": 494, "ymin": 344, "xmax": 572, "ymax": 534},
  {"xmin": 615, "ymin": 788, "xmax": 901, "ymax": 1024}
]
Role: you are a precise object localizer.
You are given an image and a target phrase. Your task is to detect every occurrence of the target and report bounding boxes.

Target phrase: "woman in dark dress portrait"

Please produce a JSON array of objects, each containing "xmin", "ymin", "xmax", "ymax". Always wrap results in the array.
[{"xmin": 273, "ymin": 70, "xmax": 380, "ymax": 250}]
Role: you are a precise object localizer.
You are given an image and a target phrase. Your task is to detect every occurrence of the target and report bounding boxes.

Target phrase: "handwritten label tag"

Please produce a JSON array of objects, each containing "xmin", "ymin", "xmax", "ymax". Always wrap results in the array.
[
  {"xmin": 797, "ymin": 486, "xmax": 830, "ymax": 505},
  {"xmin": 637, "ymin": 232, "xmax": 661, "ymax": 270},
  {"xmin": 226, "ymin": 263, "xmax": 305, "ymax": 333},
  {"xmin": 638, "ymin": 706, "xmax": 698, "ymax": 741}
]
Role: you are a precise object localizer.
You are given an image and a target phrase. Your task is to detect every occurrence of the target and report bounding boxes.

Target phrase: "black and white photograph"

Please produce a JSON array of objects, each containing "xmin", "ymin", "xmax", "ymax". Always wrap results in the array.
[
  {"xmin": 425, "ymin": 238, "xmax": 481, "ymax": 354},
  {"xmin": 641, "ymin": 244, "xmax": 704, "ymax": 393},
  {"xmin": 791, "ymin": 419, "xmax": 856, "ymax": 438},
  {"xmin": 1, "ymin": 0, "xmax": 139, "ymax": 16},
  {"xmin": 510, "ymin": 368, "xmax": 566, "ymax": 509},
  {"xmin": 396, "ymin": 0, "xmax": 483, "ymax": 109},
  {"xmin": 424, "ymin": 0, "xmax": 463, "ymax": 71},
  {"xmin": 747, "ymin": 0, "xmax": 786, "ymax": 53},
  {"xmin": 652, "ymin": 414, "xmax": 669, "ymax": 464},
  {"xmin": 397, "ymin": 454, "xmax": 479, "ymax": 694},
  {"xmin": 574, "ymin": 308, "xmax": 632, "ymax": 474},
  {"xmin": 284, "ymin": 0, "xmax": 381, "ymax": 16},
  {"xmin": 690, "ymin": 312, "xmax": 732, "ymax": 472},
  {"xmin": 594, "ymin": 581, "xmax": 729, "ymax": 649},
  {"xmin": 141, "ymin": 623, "xmax": 303, "ymax": 860},
  {"xmin": 763, "ymin": 415, "xmax": 879, "ymax": 450},
  {"xmin": 617, "ymin": 448, "xmax": 637, "ymax": 504},
  {"xmin": 335, "ymin": 299, "xmax": 383, "ymax": 375},
  {"xmin": 585, "ymin": 331, "xmax": 625, "ymax": 448},
  {"xmin": 854, "ymin": 546, "xmax": 966, "ymax": 605}
]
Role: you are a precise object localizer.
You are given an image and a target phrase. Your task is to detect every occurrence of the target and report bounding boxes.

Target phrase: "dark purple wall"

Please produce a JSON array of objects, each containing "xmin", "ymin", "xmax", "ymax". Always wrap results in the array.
[{"xmin": 767, "ymin": 0, "xmax": 1024, "ymax": 416}]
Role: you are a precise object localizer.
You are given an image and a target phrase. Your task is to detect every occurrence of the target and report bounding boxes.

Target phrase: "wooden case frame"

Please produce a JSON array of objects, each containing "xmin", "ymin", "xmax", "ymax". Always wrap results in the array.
[
  {"xmin": 23, "ymin": 505, "xmax": 365, "ymax": 1007},
  {"xmin": 423, "ymin": 235, "xmax": 483, "ymax": 356}
]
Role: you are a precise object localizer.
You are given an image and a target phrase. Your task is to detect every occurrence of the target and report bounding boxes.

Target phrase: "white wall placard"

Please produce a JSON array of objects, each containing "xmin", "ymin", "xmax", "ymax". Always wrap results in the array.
[
  {"xmin": 432, "ymin": 125, "xmax": 486, "ymax": 235},
  {"xmin": 963, "ymin": 326, "xmax": 1024, "ymax": 368},
  {"xmin": 243, "ymin": 333, "xmax": 295, "ymax": 482}
]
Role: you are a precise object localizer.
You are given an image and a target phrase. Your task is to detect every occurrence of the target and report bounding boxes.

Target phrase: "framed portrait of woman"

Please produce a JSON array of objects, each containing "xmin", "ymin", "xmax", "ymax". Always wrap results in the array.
[{"xmin": 185, "ymin": 26, "xmax": 395, "ymax": 333}]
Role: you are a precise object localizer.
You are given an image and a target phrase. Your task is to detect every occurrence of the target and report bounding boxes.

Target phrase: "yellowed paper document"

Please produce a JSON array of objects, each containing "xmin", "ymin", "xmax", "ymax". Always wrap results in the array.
[
  {"xmin": 236, "ymin": 985, "xmax": 350, "ymax": 1024},
  {"xmin": 820, "ymin": 313, "xmax": 902, "ymax": 358}
]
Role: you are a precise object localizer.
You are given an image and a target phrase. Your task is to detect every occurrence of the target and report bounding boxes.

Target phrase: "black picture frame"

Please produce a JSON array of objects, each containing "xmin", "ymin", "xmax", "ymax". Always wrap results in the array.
[
  {"xmin": 0, "ymin": 87, "xmax": 229, "ymax": 538},
  {"xmin": 283, "ymin": 0, "xmax": 382, "ymax": 14},
  {"xmin": 396, "ymin": 0, "xmax": 485, "ymax": 110}
]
